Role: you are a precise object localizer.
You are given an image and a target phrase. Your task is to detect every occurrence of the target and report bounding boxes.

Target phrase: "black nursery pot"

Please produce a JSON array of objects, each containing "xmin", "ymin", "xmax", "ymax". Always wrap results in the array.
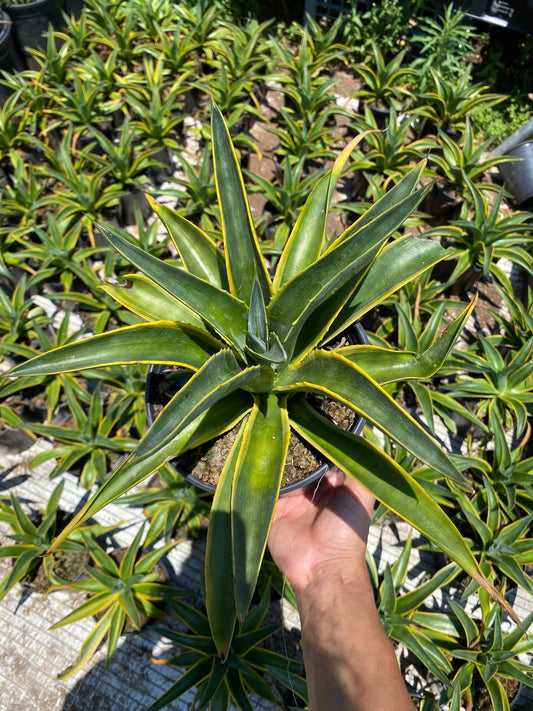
[
  {"xmin": 5, "ymin": 0, "xmax": 63, "ymax": 68},
  {"xmin": 417, "ymin": 118, "xmax": 462, "ymax": 143},
  {"xmin": 0, "ymin": 8, "xmax": 24, "ymax": 79},
  {"xmin": 119, "ymin": 189, "xmax": 152, "ymax": 227},
  {"xmin": 145, "ymin": 322, "xmax": 369, "ymax": 495},
  {"xmin": 497, "ymin": 140, "xmax": 533, "ymax": 209},
  {"xmin": 368, "ymin": 104, "xmax": 390, "ymax": 130},
  {"xmin": 62, "ymin": 0, "xmax": 84, "ymax": 19},
  {"xmin": 422, "ymin": 182, "xmax": 463, "ymax": 222}
]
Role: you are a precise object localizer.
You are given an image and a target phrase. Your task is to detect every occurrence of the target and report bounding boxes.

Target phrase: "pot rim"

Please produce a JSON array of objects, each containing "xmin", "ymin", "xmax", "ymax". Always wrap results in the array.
[
  {"xmin": 145, "ymin": 322, "xmax": 369, "ymax": 495},
  {"xmin": 4, "ymin": 0, "xmax": 59, "ymax": 12}
]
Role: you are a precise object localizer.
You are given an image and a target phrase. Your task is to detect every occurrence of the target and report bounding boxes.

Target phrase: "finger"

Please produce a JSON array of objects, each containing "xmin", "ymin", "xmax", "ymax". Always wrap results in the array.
[
  {"xmin": 323, "ymin": 466, "xmax": 345, "ymax": 488},
  {"xmin": 333, "ymin": 468, "xmax": 376, "ymax": 518}
]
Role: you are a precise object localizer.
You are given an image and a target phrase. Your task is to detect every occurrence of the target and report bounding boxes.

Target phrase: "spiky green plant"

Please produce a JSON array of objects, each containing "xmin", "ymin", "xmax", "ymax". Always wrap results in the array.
[
  {"xmin": 7, "ymin": 105, "xmax": 510, "ymax": 658},
  {"xmin": 49, "ymin": 525, "xmax": 178, "ymax": 678},
  {"xmin": 147, "ymin": 585, "xmax": 307, "ymax": 711}
]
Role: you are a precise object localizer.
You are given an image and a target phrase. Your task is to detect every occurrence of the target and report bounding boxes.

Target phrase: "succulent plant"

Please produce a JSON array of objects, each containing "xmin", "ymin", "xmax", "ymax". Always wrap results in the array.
[{"xmin": 7, "ymin": 105, "xmax": 509, "ymax": 657}]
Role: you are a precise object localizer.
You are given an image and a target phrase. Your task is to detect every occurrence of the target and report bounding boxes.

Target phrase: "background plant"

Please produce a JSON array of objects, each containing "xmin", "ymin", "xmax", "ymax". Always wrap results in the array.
[{"xmin": 49, "ymin": 525, "xmax": 178, "ymax": 679}]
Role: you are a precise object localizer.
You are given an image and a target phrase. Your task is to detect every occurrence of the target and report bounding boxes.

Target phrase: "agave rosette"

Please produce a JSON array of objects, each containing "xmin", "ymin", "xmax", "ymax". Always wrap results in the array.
[{"xmin": 8, "ymin": 105, "xmax": 506, "ymax": 655}]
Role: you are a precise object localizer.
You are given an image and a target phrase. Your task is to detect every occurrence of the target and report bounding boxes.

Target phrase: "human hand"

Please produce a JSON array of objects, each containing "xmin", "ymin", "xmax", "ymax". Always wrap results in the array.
[{"xmin": 268, "ymin": 467, "xmax": 375, "ymax": 593}]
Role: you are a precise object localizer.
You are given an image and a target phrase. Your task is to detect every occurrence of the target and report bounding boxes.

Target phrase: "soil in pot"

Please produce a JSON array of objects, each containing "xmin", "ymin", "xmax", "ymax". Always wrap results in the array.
[
  {"xmin": 175, "ymin": 394, "xmax": 358, "ymax": 490},
  {"xmin": 146, "ymin": 325, "xmax": 367, "ymax": 492},
  {"xmin": 24, "ymin": 549, "xmax": 88, "ymax": 593},
  {"xmin": 147, "ymin": 362, "xmax": 360, "ymax": 492}
]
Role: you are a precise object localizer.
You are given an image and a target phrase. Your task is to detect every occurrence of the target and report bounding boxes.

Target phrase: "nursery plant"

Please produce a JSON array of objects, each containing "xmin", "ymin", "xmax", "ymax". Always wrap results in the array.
[
  {"xmin": 20, "ymin": 380, "xmax": 138, "ymax": 488},
  {"xmin": 49, "ymin": 524, "xmax": 178, "ymax": 678},
  {"xmin": 465, "ymin": 414, "xmax": 533, "ymax": 516},
  {"xmin": 410, "ymin": 3, "xmax": 477, "ymax": 90},
  {"xmin": 372, "ymin": 296, "xmax": 486, "ymax": 436},
  {"xmin": 444, "ymin": 336, "xmax": 533, "ymax": 439},
  {"xmin": 147, "ymin": 584, "xmax": 307, "ymax": 711},
  {"xmin": 366, "ymin": 532, "xmax": 461, "ymax": 686},
  {"xmin": 0, "ymin": 309, "xmax": 98, "ymax": 422},
  {"xmin": 415, "ymin": 68, "xmax": 506, "ymax": 133},
  {"xmin": 6, "ymin": 106, "xmax": 514, "ymax": 661},
  {"xmin": 119, "ymin": 462, "xmax": 210, "ymax": 545},
  {"xmin": 354, "ymin": 44, "xmax": 415, "ymax": 111},
  {"xmin": 349, "ymin": 106, "xmax": 427, "ymax": 198},
  {"xmin": 0, "ymin": 274, "xmax": 50, "ymax": 345},
  {"xmin": 439, "ymin": 601, "xmax": 533, "ymax": 711},
  {"xmin": 439, "ymin": 179, "xmax": 533, "ymax": 285},
  {"xmin": 420, "ymin": 119, "xmax": 512, "ymax": 197},
  {"xmin": 0, "ymin": 480, "xmax": 112, "ymax": 601}
]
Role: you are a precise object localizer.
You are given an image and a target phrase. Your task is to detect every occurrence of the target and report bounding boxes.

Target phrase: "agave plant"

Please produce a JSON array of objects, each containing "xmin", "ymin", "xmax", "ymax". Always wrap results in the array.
[
  {"xmin": 440, "ymin": 601, "xmax": 533, "ymax": 711},
  {"xmin": 354, "ymin": 44, "xmax": 415, "ymax": 111},
  {"xmin": 414, "ymin": 67, "xmax": 505, "ymax": 132},
  {"xmin": 7, "ymin": 105, "xmax": 510, "ymax": 658},
  {"xmin": 147, "ymin": 584, "xmax": 307, "ymax": 711},
  {"xmin": 49, "ymin": 525, "xmax": 178, "ymax": 678},
  {"xmin": 0, "ymin": 480, "xmax": 113, "ymax": 601}
]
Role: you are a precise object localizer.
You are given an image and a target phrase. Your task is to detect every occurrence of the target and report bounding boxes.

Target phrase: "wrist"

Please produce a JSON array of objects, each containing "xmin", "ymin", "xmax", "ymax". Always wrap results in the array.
[{"xmin": 293, "ymin": 556, "xmax": 374, "ymax": 609}]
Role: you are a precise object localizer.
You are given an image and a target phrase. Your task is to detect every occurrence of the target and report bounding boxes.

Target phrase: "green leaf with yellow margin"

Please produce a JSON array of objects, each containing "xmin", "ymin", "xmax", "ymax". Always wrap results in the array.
[
  {"xmin": 146, "ymin": 194, "xmax": 227, "ymax": 288},
  {"xmin": 47, "ymin": 393, "xmax": 251, "ymax": 554},
  {"xmin": 337, "ymin": 297, "xmax": 477, "ymax": 384},
  {"xmin": 288, "ymin": 397, "xmax": 518, "ymax": 623},
  {"xmin": 212, "ymin": 103, "xmax": 271, "ymax": 306},
  {"xmin": 144, "ymin": 658, "xmax": 213, "ymax": 711},
  {"xmin": 100, "ymin": 274, "xmax": 206, "ymax": 328},
  {"xmin": 274, "ymin": 131, "xmax": 374, "ymax": 289},
  {"xmin": 132, "ymin": 350, "xmax": 269, "ymax": 461},
  {"xmin": 7, "ymin": 322, "xmax": 221, "ymax": 376},
  {"xmin": 53, "ymin": 604, "xmax": 116, "ymax": 679},
  {"xmin": 275, "ymin": 350, "xmax": 467, "ymax": 487},
  {"xmin": 268, "ymin": 166, "xmax": 429, "ymax": 360},
  {"xmin": 231, "ymin": 392, "xmax": 289, "ymax": 622},
  {"xmin": 98, "ymin": 223, "xmax": 249, "ymax": 354},
  {"xmin": 328, "ymin": 161, "xmax": 425, "ymax": 249},
  {"xmin": 324, "ymin": 234, "xmax": 450, "ymax": 340},
  {"xmin": 205, "ymin": 425, "xmax": 244, "ymax": 659}
]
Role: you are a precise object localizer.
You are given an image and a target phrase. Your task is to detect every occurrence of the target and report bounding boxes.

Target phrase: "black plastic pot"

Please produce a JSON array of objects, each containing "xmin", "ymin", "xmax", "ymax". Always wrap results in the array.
[
  {"xmin": 119, "ymin": 189, "xmax": 152, "ymax": 227},
  {"xmin": 422, "ymin": 182, "xmax": 463, "ymax": 222},
  {"xmin": 368, "ymin": 104, "xmax": 390, "ymax": 130},
  {"xmin": 0, "ymin": 8, "xmax": 24, "ymax": 79},
  {"xmin": 148, "ymin": 147, "xmax": 174, "ymax": 186},
  {"xmin": 417, "ymin": 118, "xmax": 462, "ymax": 143},
  {"xmin": 497, "ymin": 140, "xmax": 533, "ymax": 209},
  {"xmin": 509, "ymin": 682, "xmax": 526, "ymax": 710},
  {"xmin": 5, "ymin": 0, "xmax": 63, "ymax": 68},
  {"xmin": 145, "ymin": 322, "xmax": 369, "ymax": 495},
  {"xmin": 62, "ymin": 0, "xmax": 84, "ymax": 18}
]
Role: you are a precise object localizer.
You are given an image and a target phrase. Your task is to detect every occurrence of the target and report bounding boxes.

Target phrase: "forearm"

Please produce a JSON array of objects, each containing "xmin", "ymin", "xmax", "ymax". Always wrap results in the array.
[{"xmin": 295, "ymin": 566, "xmax": 415, "ymax": 711}]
